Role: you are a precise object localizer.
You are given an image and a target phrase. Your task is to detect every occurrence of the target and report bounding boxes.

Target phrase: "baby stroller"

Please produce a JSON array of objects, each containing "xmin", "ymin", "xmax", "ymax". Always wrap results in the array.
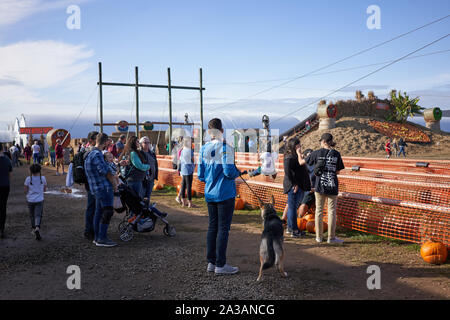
[{"xmin": 114, "ymin": 181, "xmax": 176, "ymax": 242}]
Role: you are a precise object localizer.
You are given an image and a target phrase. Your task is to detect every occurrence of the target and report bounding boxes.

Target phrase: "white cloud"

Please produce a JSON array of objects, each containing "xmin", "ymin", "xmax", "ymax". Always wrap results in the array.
[
  {"xmin": 0, "ymin": 40, "xmax": 93, "ymax": 88},
  {"xmin": 0, "ymin": 40, "xmax": 94, "ymax": 125},
  {"xmin": 0, "ymin": 0, "xmax": 40, "ymax": 27},
  {"xmin": 0, "ymin": 0, "xmax": 91, "ymax": 27}
]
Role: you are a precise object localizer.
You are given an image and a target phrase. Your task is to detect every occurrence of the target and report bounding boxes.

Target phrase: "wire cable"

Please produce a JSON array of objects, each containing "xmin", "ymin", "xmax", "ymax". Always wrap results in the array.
[
  {"xmin": 271, "ymin": 33, "xmax": 450, "ymax": 125},
  {"xmin": 207, "ymin": 49, "xmax": 450, "ymax": 86},
  {"xmin": 208, "ymin": 14, "xmax": 450, "ymax": 112}
]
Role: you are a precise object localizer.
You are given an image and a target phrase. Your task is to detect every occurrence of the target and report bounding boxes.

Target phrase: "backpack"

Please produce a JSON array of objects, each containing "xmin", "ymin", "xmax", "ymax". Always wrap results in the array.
[
  {"xmin": 73, "ymin": 150, "xmax": 88, "ymax": 184},
  {"xmin": 313, "ymin": 150, "xmax": 331, "ymax": 177}
]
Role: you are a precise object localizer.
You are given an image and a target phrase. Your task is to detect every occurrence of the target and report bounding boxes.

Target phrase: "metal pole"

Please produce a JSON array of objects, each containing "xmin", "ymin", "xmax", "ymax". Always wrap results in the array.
[
  {"xmin": 135, "ymin": 66, "xmax": 139, "ymax": 139},
  {"xmin": 199, "ymin": 68, "xmax": 204, "ymax": 148},
  {"xmin": 98, "ymin": 62, "xmax": 104, "ymax": 134},
  {"xmin": 168, "ymin": 67, "xmax": 172, "ymax": 154}
]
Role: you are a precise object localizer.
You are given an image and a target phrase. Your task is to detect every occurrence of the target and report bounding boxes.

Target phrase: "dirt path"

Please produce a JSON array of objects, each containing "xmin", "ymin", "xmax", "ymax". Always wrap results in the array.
[{"xmin": 0, "ymin": 164, "xmax": 449, "ymax": 300}]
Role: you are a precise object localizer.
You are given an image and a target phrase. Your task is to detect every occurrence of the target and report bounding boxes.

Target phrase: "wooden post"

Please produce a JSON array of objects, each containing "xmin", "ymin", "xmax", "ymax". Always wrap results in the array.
[
  {"xmin": 168, "ymin": 67, "xmax": 173, "ymax": 153},
  {"xmin": 199, "ymin": 68, "xmax": 204, "ymax": 148},
  {"xmin": 98, "ymin": 62, "xmax": 104, "ymax": 134},
  {"xmin": 135, "ymin": 66, "xmax": 140, "ymax": 139}
]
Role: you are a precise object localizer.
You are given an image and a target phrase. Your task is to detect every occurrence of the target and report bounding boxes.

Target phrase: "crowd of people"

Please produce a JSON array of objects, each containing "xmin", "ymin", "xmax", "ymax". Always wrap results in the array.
[
  {"xmin": 385, "ymin": 137, "xmax": 408, "ymax": 158},
  {"xmin": 0, "ymin": 118, "xmax": 360, "ymax": 276}
]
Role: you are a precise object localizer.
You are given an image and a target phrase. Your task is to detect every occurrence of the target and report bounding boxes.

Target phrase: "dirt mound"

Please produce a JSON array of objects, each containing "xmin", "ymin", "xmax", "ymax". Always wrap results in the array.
[{"xmin": 295, "ymin": 116, "xmax": 450, "ymax": 158}]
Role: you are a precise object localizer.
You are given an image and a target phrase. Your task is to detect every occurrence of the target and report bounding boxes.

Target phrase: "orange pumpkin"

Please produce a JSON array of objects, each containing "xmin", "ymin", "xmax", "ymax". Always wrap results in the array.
[
  {"xmin": 306, "ymin": 220, "xmax": 328, "ymax": 234},
  {"xmin": 420, "ymin": 241, "xmax": 448, "ymax": 265},
  {"xmin": 176, "ymin": 184, "xmax": 196, "ymax": 197},
  {"xmin": 297, "ymin": 218, "xmax": 308, "ymax": 231},
  {"xmin": 153, "ymin": 183, "xmax": 163, "ymax": 191},
  {"xmin": 304, "ymin": 213, "xmax": 315, "ymax": 221},
  {"xmin": 235, "ymin": 197, "xmax": 245, "ymax": 210},
  {"xmin": 306, "ymin": 220, "xmax": 316, "ymax": 233}
]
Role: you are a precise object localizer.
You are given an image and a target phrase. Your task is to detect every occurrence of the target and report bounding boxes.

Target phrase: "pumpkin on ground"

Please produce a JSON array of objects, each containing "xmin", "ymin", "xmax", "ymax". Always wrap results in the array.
[
  {"xmin": 304, "ymin": 213, "xmax": 315, "ymax": 221},
  {"xmin": 153, "ymin": 183, "xmax": 163, "ymax": 191},
  {"xmin": 306, "ymin": 220, "xmax": 328, "ymax": 234},
  {"xmin": 297, "ymin": 218, "xmax": 308, "ymax": 231},
  {"xmin": 235, "ymin": 197, "xmax": 245, "ymax": 210},
  {"xmin": 420, "ymin": 241, "xmax": 448, "ymax": 265},
  {"xmin": 176, "ymin": 184, "xmax": 196, "ymax": 197}
]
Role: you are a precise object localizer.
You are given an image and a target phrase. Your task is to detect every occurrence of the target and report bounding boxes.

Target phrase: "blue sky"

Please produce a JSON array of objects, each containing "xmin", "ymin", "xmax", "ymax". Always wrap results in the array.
[{"xmin": 0, "ymin": 0, "xmax": 450, "ymax": 138}]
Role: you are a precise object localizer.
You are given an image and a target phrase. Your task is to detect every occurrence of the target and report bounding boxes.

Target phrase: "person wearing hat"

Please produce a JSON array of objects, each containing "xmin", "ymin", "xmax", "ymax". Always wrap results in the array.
[{"xmin": 299, "ymin": 133, "xmax": 345, "ymax": 244}]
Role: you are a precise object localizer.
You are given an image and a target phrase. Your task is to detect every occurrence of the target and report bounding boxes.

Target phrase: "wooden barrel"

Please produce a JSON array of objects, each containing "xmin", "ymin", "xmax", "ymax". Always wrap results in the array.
[
  {"xmin": 46, "ymin": 129, "xmax": 71, "ymax": 148},
  {"xmin": 423, "ymin": 108, "xmax": 442, "ymax": 122},
  {"xmin": 317, "ymin": 104, "xmax": 338, "ymax": 118},
  {"xmin": 115, "ymin": 120, "xmax": 129, "ymax": 132},
  {"xmin": 142, "ymin": 121, "xmax": 154, "ymax": 131}
]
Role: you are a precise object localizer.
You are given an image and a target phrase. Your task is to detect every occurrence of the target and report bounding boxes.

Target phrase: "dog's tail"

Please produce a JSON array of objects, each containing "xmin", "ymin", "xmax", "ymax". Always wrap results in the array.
[{"xmin": 260, "ymin": 235, "xmax": 275, "ymax": 270}]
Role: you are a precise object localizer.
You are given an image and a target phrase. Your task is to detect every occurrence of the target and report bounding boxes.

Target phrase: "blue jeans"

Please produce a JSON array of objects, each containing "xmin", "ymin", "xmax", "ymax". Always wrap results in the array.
[
  {"xmin": 84, "ymin": 191, "xmax": 96, "ymax": 234},
  {"xmin": 397, "ymin": 146, "xmax": 406, "ymax": 157},
  {"xmin": 206, "ymin": 197, "xmax": 235, "ymax": 268},
  {"xmin": 93, "ymin": 187, "xmax": 114, "ymax": 241},
  {"xmin": 50, "ymin": 152, "xmax": 56, "ymax": 166},
  {"xmin": 287, "ymin": 187, "xmax": 305, "ymax": 231},
  {"xmin": 33, "ymin": 153, "xmax": 39, "ymax": 164},
  {"xmin": 142, "ymin": 179, "xmax": 155, "ymax": 207}
]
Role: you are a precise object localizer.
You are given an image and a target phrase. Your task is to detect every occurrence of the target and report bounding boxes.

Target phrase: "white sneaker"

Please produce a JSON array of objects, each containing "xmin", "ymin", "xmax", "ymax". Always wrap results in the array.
[
  {"xmin": 215, "ymin": 264, "xmax": 239, "ymax": 275},
  {"xmin": 207, "ymin": 263, "xmax": 215, "ymax": 272},
  {"xmin": 175, "ymin": 196, "xmax": 182, "ymax": 204},
  {"xmin": 316, "ymin": 238, "xmax": 323, "ymax": 243},
  {"xmin": 327, "ymin": 237, "xmax": 344, "ymax": 244}
]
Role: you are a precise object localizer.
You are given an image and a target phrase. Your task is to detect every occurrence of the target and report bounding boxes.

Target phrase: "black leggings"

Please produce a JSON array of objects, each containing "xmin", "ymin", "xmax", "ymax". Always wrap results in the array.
[
  {"xmin": 180, "ymin": 174, "xmax": 193, "ymax": 200},
  {"xmin": 0, "ymin": 186, "xmax": 10, "ymax": 233}
]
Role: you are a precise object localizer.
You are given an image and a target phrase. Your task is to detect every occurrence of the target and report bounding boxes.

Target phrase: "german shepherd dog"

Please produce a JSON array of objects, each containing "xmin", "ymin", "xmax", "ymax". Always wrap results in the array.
[{"xmin": 257, "ymin": 196, "xmax": 287, "ymax": 281}]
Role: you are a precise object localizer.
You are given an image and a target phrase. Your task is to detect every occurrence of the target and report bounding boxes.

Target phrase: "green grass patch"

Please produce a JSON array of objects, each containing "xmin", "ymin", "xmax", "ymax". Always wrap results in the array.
[{"xmin": 338, "ymin": 228, "xmax": 419, "ymax": 247}]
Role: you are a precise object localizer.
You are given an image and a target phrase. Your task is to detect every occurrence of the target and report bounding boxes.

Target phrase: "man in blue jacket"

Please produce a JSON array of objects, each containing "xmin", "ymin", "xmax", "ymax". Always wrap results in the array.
[{"xmin": 198, "ymin": 118, "xmax": 245, "ymax": 275}]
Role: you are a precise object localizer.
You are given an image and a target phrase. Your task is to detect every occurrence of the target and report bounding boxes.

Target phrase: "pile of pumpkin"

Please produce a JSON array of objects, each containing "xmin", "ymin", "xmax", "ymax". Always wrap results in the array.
[
  {"xmin": 369, "ymin": 120, "xmax": 430, "ymax": 143},
  {"xmin": 297, "ymin": 213, "xmax": 328, "ymax": 234}
]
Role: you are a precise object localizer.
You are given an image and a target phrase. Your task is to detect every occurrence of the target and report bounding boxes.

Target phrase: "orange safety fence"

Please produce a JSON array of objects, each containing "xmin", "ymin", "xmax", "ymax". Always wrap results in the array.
[
  {"xmin": 156, "ymin": 154, "xmax": 450, "ymax": 246},
  {"xmin": 340, "ymin": 168, "xmax": 450, "ymax": 184},
  {"xmin": 338, "ymin": 175, "xmax": 450, "ymax": 208}
]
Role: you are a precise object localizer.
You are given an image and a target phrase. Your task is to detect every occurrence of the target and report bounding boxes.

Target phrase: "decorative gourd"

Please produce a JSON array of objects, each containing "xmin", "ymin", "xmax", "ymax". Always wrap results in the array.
[
  {"xmin": 235, "ymin": 197, "xmax": 245, "ymax": 210},
  {"xmin": 420, "ymin": 241, "xmax": 448, "ymax": 265}
]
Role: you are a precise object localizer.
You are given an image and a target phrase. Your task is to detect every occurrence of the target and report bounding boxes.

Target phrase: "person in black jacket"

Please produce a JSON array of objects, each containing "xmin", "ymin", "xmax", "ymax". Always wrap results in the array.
[
  {"xmin": 283, "ymin": 138, "xmax": 311, "ymax": 238},
  {"xmin": 299, "ymin": 133, "xmax": 345, "ymax": 244}
]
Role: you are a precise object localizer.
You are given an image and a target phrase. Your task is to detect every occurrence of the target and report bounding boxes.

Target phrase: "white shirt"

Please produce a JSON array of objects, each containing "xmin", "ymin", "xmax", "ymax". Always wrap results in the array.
[
  {"xmin": 260, "ymin": 152, "xmax": 278, "ymax": 175},
  {"xmin": 32, "ymin": 145, "xmax": 40, "ymax": 154},
  {"xmin": 24, "ymin": 176, "xmax": 47, "ymax": 203}
]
